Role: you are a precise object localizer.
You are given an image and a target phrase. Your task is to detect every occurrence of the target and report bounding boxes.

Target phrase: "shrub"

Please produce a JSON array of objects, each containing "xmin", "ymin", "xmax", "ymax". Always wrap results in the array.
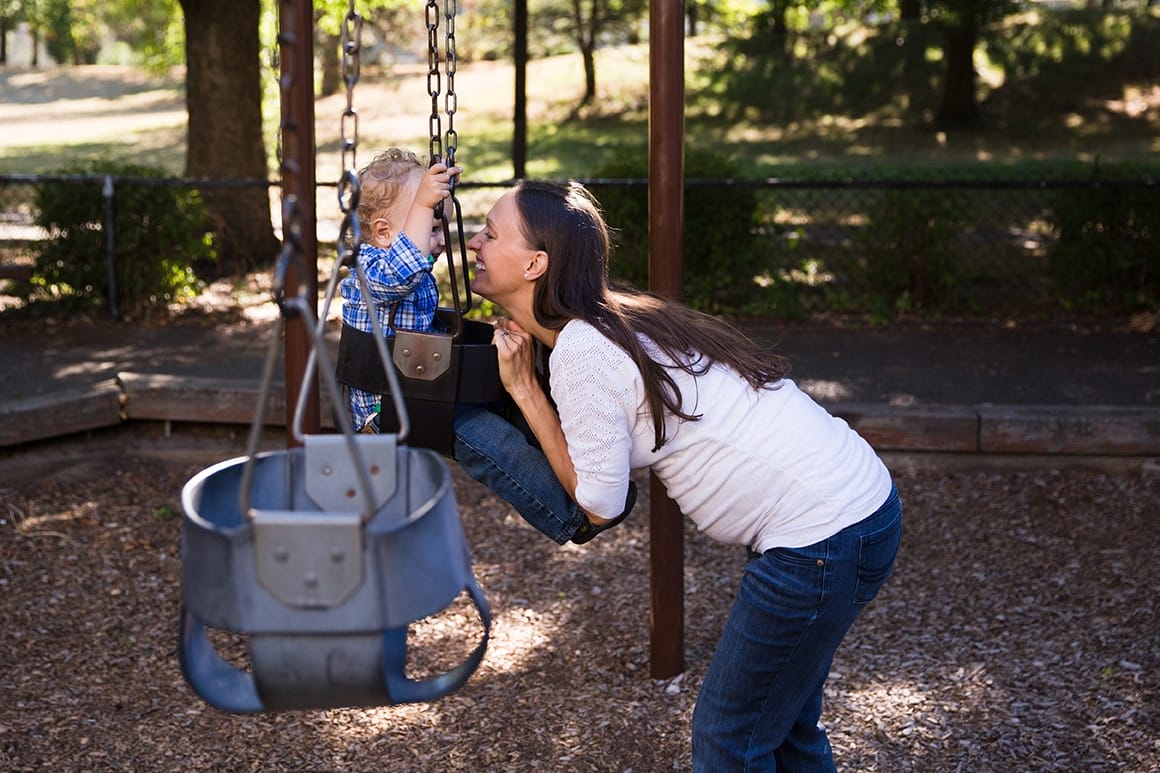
[
  {"xmin": 852, "ymin": 188, "xmax": 970, "ymax": 315},
  {"xmin": 592, "ymin": 147, "xmax": 764, "ymax": 312},
  {"xmin": 1047, "ymin": 170, "xmax": 1158, "ymax": 314},
  {"xmin": 33, "ymin": 160, "xmax": 216, "ymax": 318}
]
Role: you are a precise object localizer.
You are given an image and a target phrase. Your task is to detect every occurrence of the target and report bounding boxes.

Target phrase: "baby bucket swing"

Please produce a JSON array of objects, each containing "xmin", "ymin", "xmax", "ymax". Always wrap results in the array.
[
  {"xmin": 334, "ymin": 0, "xmax": 508, "ymax": 456},
  {"xmin": 178, "ymin": 0, "xmax": 490, "ymax": 714}
]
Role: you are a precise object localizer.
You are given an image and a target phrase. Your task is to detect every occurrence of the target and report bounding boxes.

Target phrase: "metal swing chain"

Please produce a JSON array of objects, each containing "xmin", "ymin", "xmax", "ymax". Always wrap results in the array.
[
  {"xmin": 336, "ymin": 5, "xmax": 362, "ymax": 269},
  {"xmin": 426, "ymin": 0, "xmax": 473, "ymax": 319},
  {"xmin": 273, "ymin": 0, "xmax": 305, "ymax": 312},
  {"xmin": 425, "ymin": 0, "xmax": 443, "ymax": 167},
  {"xmin": 442, "ymin": 0, "xmax": 459, "ymax": 177},
  {"xmin": 334, "ymin": 0, "xmax": 412, "ymax": 447},
  {"xmin": 239, "ymin": 0, "xmax": 321, "ymax": 516}
]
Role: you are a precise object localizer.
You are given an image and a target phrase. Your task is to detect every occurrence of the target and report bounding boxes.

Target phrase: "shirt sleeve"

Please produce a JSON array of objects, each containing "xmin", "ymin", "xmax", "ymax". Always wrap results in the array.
[
  {"xmin": 340, "ymin": 235, "xmax": 439, "ymax": 334},
  {"xmin": 359, "ymin": 235, "xmax": 431, "ymax": 303},
  {"xmin": 549, "ymin": 322, "xmax": 641, "ymax": 519}
]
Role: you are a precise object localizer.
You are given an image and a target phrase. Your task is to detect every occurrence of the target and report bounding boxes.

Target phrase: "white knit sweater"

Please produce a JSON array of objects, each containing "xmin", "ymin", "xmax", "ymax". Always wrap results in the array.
[{"xmin": 550, "ymin": 320, "xmax": 893, "ymax": 551}]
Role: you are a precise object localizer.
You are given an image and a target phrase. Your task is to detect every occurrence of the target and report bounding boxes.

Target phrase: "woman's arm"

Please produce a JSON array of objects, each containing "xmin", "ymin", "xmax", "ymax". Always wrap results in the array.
[{"xmin": 493, "ymin": 323, "xmax": 613, "ymax": 525}]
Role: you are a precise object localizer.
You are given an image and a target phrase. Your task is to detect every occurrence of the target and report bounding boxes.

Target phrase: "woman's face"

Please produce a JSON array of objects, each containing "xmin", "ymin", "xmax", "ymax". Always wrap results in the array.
[{"xmin": 467, "ymin": 189, "xmax": 537, "ymax": 303}]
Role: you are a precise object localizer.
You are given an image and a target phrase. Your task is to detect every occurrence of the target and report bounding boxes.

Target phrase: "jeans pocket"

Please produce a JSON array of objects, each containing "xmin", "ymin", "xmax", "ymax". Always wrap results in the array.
[{"xmin": 853, "ymin": 508, "xmax": 902, "ymax": 604}]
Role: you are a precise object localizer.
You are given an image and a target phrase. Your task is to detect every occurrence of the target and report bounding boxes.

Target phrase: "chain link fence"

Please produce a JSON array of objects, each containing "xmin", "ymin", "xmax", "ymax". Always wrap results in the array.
[{"xmin": 1, "ymin": 173, "xmax": 1156, "ymax": 320}]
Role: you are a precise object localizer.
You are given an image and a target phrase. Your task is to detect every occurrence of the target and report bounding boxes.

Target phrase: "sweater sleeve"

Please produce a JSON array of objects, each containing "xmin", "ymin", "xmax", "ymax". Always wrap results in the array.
[{"xmin": 549, "ymin": 322, "xmax": 641, "ymax": 519}]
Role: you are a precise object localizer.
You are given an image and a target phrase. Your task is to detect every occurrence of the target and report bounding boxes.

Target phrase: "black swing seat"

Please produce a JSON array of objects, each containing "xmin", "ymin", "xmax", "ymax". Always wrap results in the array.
[
  {"xmin": 179, "ymin": 434, "xmax": 491, "ymax": 713},
  {"xmin": 336, "ymin": 309, "xmax": 509, "ymax": 455}
]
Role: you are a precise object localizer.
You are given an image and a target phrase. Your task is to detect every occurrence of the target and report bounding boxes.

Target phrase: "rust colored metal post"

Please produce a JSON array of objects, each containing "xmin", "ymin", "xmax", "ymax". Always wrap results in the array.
[
  {"xmin": 647, "ymin": 0, "xmax": 686, "ymax": 679},
  {"xmin": 282, "ymin": 0, "xmax": 320, "ymax": 442},
  {"xmin": 513, "ymin": 0, "xmax": 528, "ymax": 178}
]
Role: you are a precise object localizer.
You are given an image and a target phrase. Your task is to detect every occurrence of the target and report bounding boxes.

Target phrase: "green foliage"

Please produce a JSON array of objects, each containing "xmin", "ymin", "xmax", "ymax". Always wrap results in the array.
[
  {"xmin": 852, "ymin": 188, "xmax": 970, "ymax": 315},
  {"xmin": 33, "ymin": 160, "xmax": 216, "ymax": 318},
  {"xmin": 593, "ymin": 147, "xmax": 764, "ymax": 312},
  {"xmin": 43, "ymin": 0, "xmax": 101, "ymax": 64},
  {"xmin": 99, "ymin": 0, "xmax": 184, "ymax": 71},
  {"xmin": 1047, "ymin": 167, "xmax": 1158, "ymax": 314}
]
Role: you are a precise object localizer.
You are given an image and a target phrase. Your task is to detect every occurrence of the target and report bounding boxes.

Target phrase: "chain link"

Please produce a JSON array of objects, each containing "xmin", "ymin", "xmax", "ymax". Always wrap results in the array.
[
  {"xmin": 432, "ymin": 0, "xmax": 469, "ymax": 312},
  {"xmin": 274, "ymin": 0, "xmax": 304, "ymax": 308},
  {"xmin": 443, "ymin": 0, "xmax": 458, "ymax": 172},
  {"xmin": 337, "ymin": 1, "xmax": 363, "ymax": 268},
  {"xmin": 426, "ymin": 0, "xmax": 443, "ymax": 166}
]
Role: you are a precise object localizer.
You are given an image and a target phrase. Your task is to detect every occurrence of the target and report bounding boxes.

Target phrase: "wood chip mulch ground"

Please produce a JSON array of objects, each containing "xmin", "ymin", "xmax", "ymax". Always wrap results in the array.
[{"xmin": 1, "ymin": 427, "xmax": 1157, "ymax": 772}]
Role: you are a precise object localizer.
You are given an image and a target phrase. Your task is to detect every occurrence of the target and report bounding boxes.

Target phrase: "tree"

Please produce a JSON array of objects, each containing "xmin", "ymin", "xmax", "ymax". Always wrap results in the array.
[
  {"xmin": 100, "ymin": 0, "xmax": 184, "ymax": 72},
  {"xmin": 178, "ymin": 0, "xmax": 278, "ymax": 274},
  {"xmin": 899, "ymin": 0, "xmax": 921, "ymax": 19},
  {"xmin": 0, "ymin": 0, "xmax": 22, "ymax": 64},
  {"xmin": 536, "ymin": 0, "xmax": 646, "ymax": 106},
  {"xmin": 929, "ymin": 0, "xmax": 1018, "ymax": 127},
  {"xmin": 571, "ymin": 0, "xmax": 602, "ymax": 103},
  {"xmin": 315, "ymin": 1, "xmax": 418, "ymax": 98}
]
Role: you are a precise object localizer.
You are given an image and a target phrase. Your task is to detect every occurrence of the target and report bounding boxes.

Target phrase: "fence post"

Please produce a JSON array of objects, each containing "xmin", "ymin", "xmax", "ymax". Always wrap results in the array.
[{"xmin": 101, "ymin": 174, "xmax": 118, "ymax": 320}]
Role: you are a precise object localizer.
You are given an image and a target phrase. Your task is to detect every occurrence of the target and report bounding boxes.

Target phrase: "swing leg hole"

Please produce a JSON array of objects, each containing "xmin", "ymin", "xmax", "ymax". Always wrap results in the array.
[
  {"xmin": 404, "ymin": 589, "xmax": 488, "ymax": 681},
  {"xmin": 204, "ymin": 625, "xmax": 253, "ymax": 673}
]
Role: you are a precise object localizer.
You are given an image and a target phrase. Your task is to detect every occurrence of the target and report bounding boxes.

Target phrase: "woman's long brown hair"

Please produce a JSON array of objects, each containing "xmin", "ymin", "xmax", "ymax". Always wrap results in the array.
[{"xmin": 513, "ymin": 179, "xmax": 790, "ymax": 451}]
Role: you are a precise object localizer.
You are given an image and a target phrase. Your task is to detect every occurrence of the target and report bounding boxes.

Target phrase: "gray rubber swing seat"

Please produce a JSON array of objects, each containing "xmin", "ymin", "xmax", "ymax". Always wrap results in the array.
[{"xmin": 179, "ymin": 434, "xmax": 490, "ymax": 713}]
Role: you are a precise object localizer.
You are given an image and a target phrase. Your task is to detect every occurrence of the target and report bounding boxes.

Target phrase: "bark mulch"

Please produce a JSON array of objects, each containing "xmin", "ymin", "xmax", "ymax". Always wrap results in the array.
[{"xmin": 1, "ymin": 428, "xmax": 1157, "ymax": 772}]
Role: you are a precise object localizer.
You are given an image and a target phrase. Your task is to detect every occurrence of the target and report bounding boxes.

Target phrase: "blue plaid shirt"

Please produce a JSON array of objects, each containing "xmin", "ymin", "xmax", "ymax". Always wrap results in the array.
[{"xmin": 340, "ymin": 235, "xmax": 442, "ymax": 431}]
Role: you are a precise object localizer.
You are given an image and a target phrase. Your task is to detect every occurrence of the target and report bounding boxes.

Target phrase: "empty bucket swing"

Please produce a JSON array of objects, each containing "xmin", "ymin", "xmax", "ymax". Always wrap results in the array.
[{"xmin": 179, "ymin": 262, "xmax": 491, "ymax": 713}]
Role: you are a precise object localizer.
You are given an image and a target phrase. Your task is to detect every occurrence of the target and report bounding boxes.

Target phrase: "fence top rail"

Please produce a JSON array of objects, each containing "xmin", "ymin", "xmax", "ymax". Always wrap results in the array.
[
  {"xmin": 0, "ymin": 174, "xmax": 274, "ymax": 189},
  {"xmin": 573, "ymin": 177, "xmax": 1159, "ymax": 190},
  {"xmin": 1, "ymin": 174, "xmax": 1155, "ymax": 191}
]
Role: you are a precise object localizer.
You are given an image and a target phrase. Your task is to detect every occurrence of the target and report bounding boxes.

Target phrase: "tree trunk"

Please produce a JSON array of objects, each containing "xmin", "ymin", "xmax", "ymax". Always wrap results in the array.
[
  {"xmin": 581, "ymin": 43, "xmax": 596, "ymax": 104},
  {"xmin": 319, "ymin": 29, "xmax": 341, "ymax": 97},
  {"xmin": 765, "ymin": 1, "xmax": 790, "ymax": 57},
  {"xmin": 179, "ymin": 0, "xmax": 279, "ymax": 275},
  {"xmin": 936, "ymin": 15, "xmax": 981, "ymax": 127},
  {"xmin": 899, "ymin": 0, "xmax": 922, "ymax": 21},
  {"xmin": 571, "ymin": 0, "xmax": 599, "ymax": 106},
  {"xmin": 1, "ymin": 18, "xmax": 8, "ymax": 64}
]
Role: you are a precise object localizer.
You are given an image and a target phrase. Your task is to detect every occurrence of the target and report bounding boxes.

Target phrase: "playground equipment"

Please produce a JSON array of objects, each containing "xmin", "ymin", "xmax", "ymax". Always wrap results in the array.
[{"xmin": 177, "ymin": 0, "xmax": 490, "ymax": 714}]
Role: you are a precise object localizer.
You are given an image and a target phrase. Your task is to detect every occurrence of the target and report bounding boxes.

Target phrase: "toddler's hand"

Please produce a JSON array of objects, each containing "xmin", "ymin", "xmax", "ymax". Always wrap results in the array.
[{"xmin": 416, "ymin": 162, "xmax": 463, "ymax": 209}]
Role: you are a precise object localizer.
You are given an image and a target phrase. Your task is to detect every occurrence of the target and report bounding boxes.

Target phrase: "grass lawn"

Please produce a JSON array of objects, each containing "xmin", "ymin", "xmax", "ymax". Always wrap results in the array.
[{"xmin": 1, "ymin": 8, "xmax": 1157, "ymax": 182}]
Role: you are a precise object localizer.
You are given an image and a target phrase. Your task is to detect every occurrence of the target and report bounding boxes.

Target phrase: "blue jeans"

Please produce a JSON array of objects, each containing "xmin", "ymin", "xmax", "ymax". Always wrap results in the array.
[
  {"xmin": 691, "ymin": 485, "xmax": 903, "ymax": 772},
  {"xmin": 452, "ymin": 404, "xmax": 584, "ymax": 544}
]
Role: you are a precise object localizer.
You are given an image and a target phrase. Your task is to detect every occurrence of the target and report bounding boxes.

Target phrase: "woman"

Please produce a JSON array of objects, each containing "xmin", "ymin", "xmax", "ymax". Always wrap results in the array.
[{"xmin": 467, "ymin": 179, "xmax": 902, "ymax": 771}]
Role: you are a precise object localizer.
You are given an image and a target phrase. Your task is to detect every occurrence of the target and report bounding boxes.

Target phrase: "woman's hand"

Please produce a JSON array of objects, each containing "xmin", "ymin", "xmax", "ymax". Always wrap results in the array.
[
  {"xmin": 492, "ymin": 319, "xmax": 540, "ymax": 401},
  {"xmin": 492, "ymin": 318, "xmax": 583, "ymax": 508}
]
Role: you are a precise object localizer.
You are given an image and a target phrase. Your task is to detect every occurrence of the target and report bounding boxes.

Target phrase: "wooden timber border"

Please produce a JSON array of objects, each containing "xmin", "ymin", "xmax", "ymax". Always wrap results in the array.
[{"xmin": 2, "ymin": 372, "xmax": 1158, "ymax": 459}]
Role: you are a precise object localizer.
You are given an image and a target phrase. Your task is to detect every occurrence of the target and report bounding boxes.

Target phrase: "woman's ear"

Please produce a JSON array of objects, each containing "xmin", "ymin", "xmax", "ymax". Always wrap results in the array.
[{"xmin": 524, "ymin": 250, "xmax": 549, "ymax": 280}]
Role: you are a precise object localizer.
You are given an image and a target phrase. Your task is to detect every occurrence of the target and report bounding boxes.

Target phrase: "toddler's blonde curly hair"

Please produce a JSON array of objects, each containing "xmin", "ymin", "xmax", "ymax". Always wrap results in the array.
[{"xmin": 356, "ymin": 148, "xmax": 426, "ymax": 234}]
